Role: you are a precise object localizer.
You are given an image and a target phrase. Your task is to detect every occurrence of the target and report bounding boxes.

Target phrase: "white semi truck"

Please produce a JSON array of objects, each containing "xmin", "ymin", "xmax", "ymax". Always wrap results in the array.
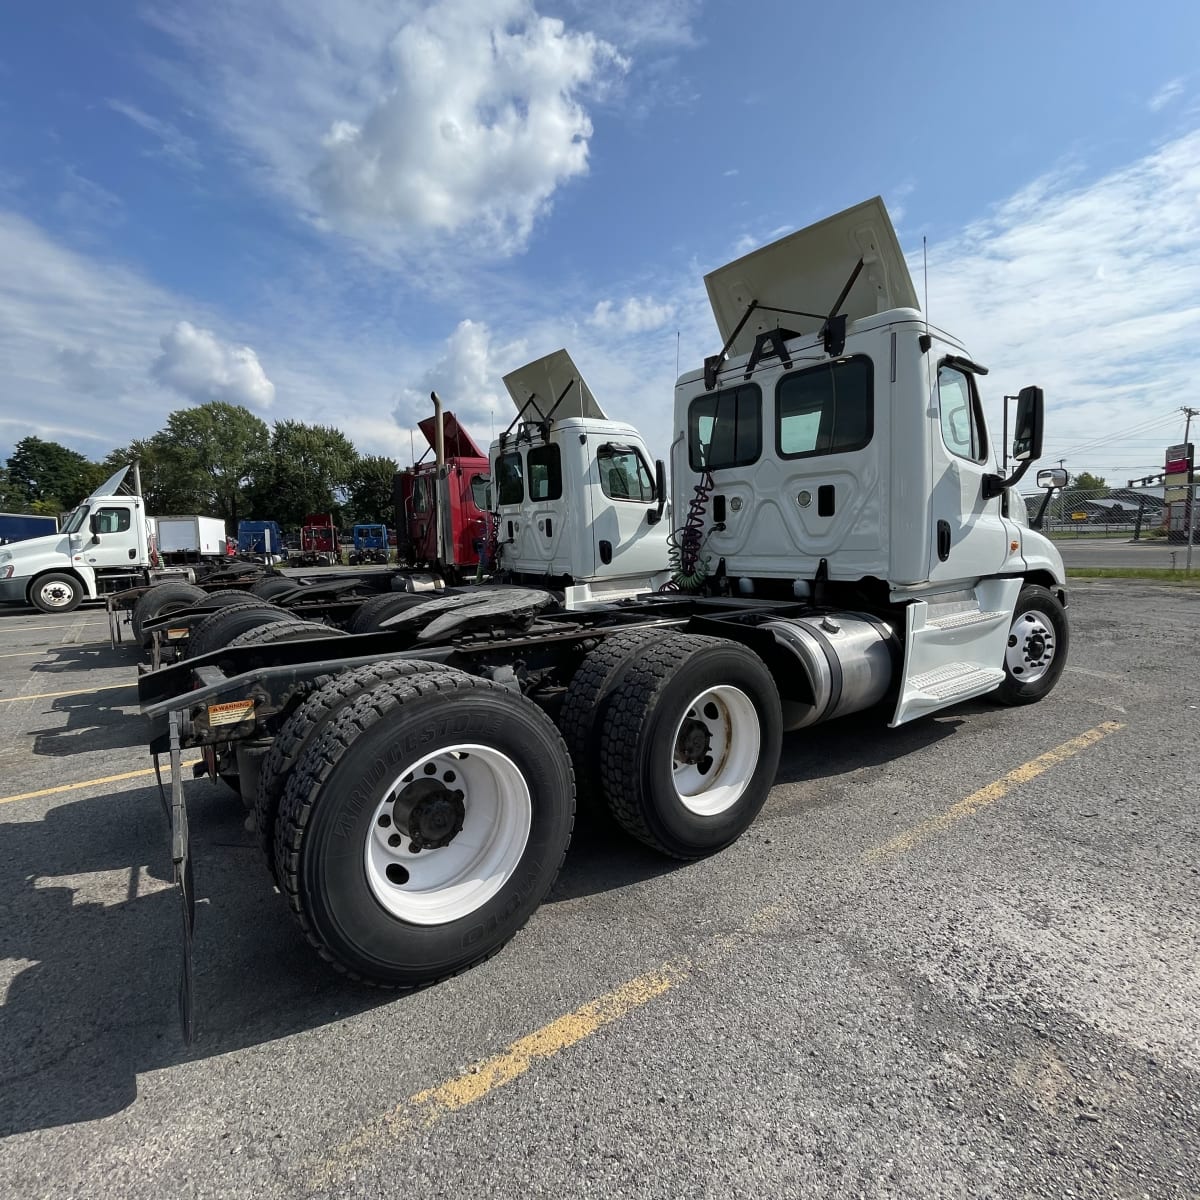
[
  {"xmin": 0, "ymin": 467, "xmax": 230, "ymax": 613},
  {"xmin": 140, "ymin": 197, "xmax": 1069, "ymax": 1036}
]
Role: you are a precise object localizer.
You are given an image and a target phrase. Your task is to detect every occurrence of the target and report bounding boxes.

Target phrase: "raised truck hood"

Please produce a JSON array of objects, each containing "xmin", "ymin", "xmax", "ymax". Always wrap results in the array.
[
  {"xmin": 502, "ymin": 348, "xmax": 606, "ymax": 422},
  {"xmin": 704, "ymin": 196, "xmax": 919, "ymax": 358},
  {"xmin": 416, "ymin": 411, "xmax": 487, "ymax": 460}
]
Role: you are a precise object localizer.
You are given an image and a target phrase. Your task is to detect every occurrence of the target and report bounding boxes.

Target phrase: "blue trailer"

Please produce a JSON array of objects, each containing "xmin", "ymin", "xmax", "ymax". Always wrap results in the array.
[
  {"xmin": 348, "ymin": 523, "xmax": 390, "ymax": 565},
  {"xmin": 236, "ymin": 519, "xmax": 286, "ymax": 560},
  {"xmin": 0, "ymin": 512, "xmax": 58, "ymax": 545}
]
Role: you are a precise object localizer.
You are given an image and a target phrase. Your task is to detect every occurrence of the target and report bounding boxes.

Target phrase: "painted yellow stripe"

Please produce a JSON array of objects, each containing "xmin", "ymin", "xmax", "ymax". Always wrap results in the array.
[
  {"xmin": 0, "ymin": 649, "xmax": 49, "ymax": 659},
  {"xmin": 0, "ymin": 760, "xmax": 200, "ymax": 807},
  {"xmin": 0, "ymin": 621, "xmax": 107, "ymax": 633},
  {"xmin": 0, "ymin": 682, "xmax": 134, "ymax": 704},
  {"xmin": 314, "ymin": 962, "xmax": 687, "ymax": 1185},
  {"xmin": 864, "ymin": 720, "xmax": 1124, "ymax": 863}
]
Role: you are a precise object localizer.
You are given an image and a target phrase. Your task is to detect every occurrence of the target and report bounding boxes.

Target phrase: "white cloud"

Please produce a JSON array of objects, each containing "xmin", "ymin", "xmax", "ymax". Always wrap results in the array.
[
  {"xmin": 107, "ymin": 99, "xmax": 200, "ymax": 170},
  {"xmin": 151, "ymin": 321, "xmax": 276, "ymax": 410},
  {"xmin": 310, "ymin": 0, "xmax": 624, "ymax": 255},
  {"xmin": 920, "ymin": 129, "xmax": 1200, "ymax": 479},
  {"xmin": 393, "ymin": 319, "xmax": 526, "ymax": 438},
  {"xmin": 588, "ymin": 295, "xmax": 675, "ymax": 333},
  {"xmin": 1148, "ymin": 78, "xmax": 1185, "ymax": 113}
]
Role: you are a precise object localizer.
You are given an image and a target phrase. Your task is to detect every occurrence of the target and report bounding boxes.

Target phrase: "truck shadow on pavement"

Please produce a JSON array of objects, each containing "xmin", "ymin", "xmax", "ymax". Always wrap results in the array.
[
  {"xmin": 29, "ymin": 645, "xmax": 139, "ymax": 674},
  {"xmin": 0, "ymin": 773, "xmax": 708, "ymax": 1136},
  {"xmin": 0, "ymin": 704, "xmax": 986, "ymax": 1137},
  {"xmin": 27, "ymin": 691, "xmax": 147, "ymax": 757}
]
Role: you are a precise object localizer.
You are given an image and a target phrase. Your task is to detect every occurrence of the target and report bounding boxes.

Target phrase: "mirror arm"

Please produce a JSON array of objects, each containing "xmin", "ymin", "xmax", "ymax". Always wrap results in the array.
[
  {"xmin": 1031, "ymin": 487, "xmax": 1057, "ymax": 530},
  {"xmin": 983, "ymin": 457, "xmax": 1033, "ymax": 500}
]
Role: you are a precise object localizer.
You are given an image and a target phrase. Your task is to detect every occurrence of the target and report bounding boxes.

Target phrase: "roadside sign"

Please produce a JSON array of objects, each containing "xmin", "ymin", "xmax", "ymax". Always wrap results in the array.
[
  {"xmin": 1166, "ymin": 443, "xmax": 1193, "ymax": 474},
  {"xmin": 1071, "ymin": 511, "xmax": 1088, "ymax": 521}
]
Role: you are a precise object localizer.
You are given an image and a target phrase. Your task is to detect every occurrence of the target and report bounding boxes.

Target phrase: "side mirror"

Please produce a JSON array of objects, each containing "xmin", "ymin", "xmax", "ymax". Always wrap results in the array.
[
  {"xmin": 1037, "ymin": 467, "xmax": 1067, "ymax": 489},
  {"xmin": 1012, "ymin": 385, "xmax": 1044, "ymax": 463},
  {"xmin": 647, "ymin": 459, "xmax": 668, "ymax": 525},
  {"xmin": 88, "ymin": 513, "xmax": 101, "ymax": 541}
]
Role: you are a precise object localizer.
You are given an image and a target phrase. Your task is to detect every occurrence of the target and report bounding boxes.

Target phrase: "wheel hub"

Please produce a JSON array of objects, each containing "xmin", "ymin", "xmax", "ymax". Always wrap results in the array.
[
  {"xmin": 1005, "ymin": 609, "xmax": 1056, "ymax": 682},
  {"xmin": 675, "ymin": 717, "xmax": 712, "ymax": 767},
  {"xmin": 392, "ymin": 777, "xmax": 466, "ymax": 851}
]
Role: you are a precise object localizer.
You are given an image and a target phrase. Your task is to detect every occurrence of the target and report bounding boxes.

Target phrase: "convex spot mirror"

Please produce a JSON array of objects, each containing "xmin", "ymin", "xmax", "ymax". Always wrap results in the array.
[
  {"xmin": 1012, "ymin": 386, "xmax": 1044, "ymax": 463},
  {"xmin": 1037, "ymin": 468, "xmax": 1067, "ymax": 489}
]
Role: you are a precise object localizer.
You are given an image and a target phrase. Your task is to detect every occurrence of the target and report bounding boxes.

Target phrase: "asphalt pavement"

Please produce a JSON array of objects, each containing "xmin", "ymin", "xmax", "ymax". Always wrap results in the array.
[
  {"xmin": 0, "ymin": 584, "xmax": 1198, "ymax": 1199},
  {"xmin": 1055, "ymin": 537, "xmax": 1198, "ymax": 569}
]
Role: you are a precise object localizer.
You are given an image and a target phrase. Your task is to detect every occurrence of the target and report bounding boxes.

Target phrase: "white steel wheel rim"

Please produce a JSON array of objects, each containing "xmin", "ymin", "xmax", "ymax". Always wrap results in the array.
[
  {"xmin": 1006, "ymin": 608, "xmax": 1057, "ymax": 684},
  {"xmin": 670, "ymin": 684, "xmax": 761, "ymax": 816},
  {"xmin": 37, "ymin": 580, "xmax": 74, "ymax": 609},
  {"xmin": 364, "ymin": 744, "xmax": 532, "ymax": 925}
]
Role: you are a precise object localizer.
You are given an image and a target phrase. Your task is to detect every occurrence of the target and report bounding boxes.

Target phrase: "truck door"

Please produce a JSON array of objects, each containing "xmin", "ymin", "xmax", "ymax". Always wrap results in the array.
[
  {"xmin": 589, "ymin": 443, "xmax": 664, "ymax": 579},
  {"xmin": 78, "ymin": 502, "xmax": 142, "ymax": 569},
  {"xmin": 927, "ymin": 361, "xmax": 1009, "ymax": 583}
]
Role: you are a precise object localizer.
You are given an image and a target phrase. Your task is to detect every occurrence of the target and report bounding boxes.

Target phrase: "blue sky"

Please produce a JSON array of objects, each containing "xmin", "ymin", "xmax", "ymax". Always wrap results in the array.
[{"xmin": 1, "ymin": 0, "xmax": 1198, "ymax": 484}]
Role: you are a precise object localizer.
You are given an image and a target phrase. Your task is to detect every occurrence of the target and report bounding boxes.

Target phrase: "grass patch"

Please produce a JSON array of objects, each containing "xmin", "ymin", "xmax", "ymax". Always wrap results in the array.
[{"xmin": 1066, "ymin": 567, "xmax": 1200, "ymax": 583}]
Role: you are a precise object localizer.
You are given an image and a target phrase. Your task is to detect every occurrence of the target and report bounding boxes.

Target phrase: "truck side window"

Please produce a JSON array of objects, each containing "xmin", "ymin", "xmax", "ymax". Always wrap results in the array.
[
  {"xmin": 526, "ymin": 444, "xmax": 562, "ymax": 502},
  {"xmin": 937, "ymin": 364, "xmax": 987, "ymax": 463},
  {"xmin": 470, "ymin": 474, "xmax": 492, "ymax": 510},
  {"xmin": 496, "ymin": 452, "xmax": 524, "ymax": 505},
  {"xmin": 598, "ymin": 447, "xmax": 655, "ymax": 502},
  {"xmin": 776, "ymin": 356, "xmax": 873, "ymax": 458},
  {"xmin": 412, "ymin": 476, "xmax": 430, "ymax": 513},
  {"xmin": 688, "ymin": 384, "xmax": 761, "ymax": 471},
  {"xmin": 96, "ymin": 507, "xmax": 131, "ymax": 533}
]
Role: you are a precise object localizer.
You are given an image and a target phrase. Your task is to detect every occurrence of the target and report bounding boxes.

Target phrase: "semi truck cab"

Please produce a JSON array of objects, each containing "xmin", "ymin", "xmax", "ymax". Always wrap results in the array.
[{"xmin": 494, "ymin": 349, "xmax": 671, "ymax": 603}]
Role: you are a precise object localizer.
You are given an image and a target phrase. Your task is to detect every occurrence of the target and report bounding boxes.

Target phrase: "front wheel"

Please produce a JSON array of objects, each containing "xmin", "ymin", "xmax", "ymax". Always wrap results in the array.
[
  {"xmin": 993, "ymin": 584, "xmax": 1069, "ymax": 706},
  {"xmin": 274, "ymin": 671, "xmax": 575, "ymax": 986},
  {"xmin": 599, "ymin": 634, "xmax": 782, "ymax": 860},
  {"xmin": 30, "ymin": 572, "xmax": 84, "ymax": 613}
]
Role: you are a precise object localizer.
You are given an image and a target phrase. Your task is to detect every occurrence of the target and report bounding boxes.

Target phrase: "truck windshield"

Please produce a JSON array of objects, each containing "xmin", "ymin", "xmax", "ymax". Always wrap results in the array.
[{"xmin": 60, "ymin": 505, "xmax": 89, "ymax": 534}]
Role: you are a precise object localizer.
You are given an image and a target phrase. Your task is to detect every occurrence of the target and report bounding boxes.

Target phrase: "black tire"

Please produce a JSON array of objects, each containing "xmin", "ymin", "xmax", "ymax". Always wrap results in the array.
[
  {"xmin": 185, "ymin": 603, "xmax": 295, "ymax": 659},
  {"xmin": 558, "ymin": 626, "xmax": 673, "ymax": 806},
  {"xmin": 992, "ymin": 584, "xmax": 1069, "ymax": 706},
  {"xmin": 253, "ymin": 659, "xmax": 445, "ymax": 872},
  {"xmin": 250, "ymin": 576, "xmax": 301, "ymax": 600},
  {"xmin": 599, "ymin": 634, "xmax": 782, "ymax": 860},
  {"xmin": 274, "ymin": 672, "xmax": 575, "ymax": 986},
  {"xmin": 196, "ymin": 588, "xmax": 265, "ymax": 608},
  {"xmin": 131, "ymin": 582, "xmax": 206, "ymax": 643},
  {"xmin": 225, "ymin": 619, "xmax": 347, "ymax": 649},
  {"xmin": 347, "ymin": 592, "xmax": 435, "ymax": 634},
  {"xmin": 29, "ymin": 572, "xmax": 84, "ymax": 614}
]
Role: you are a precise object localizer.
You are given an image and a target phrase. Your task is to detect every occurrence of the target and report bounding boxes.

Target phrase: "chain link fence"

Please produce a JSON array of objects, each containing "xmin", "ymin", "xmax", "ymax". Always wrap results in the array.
[{"xmin": 1020, "ymin": 487, "xmax": 1196, "ymax": 542}]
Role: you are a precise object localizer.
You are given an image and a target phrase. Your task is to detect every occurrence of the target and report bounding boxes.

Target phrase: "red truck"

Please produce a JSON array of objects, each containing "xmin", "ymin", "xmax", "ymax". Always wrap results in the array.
[
  {"xmin": 294, "ymin": 513, "xmax": 339, "ymax": 567},
  {"xmin": 393, "ymin": 410, "xmax": 492, "ymax": 573}
]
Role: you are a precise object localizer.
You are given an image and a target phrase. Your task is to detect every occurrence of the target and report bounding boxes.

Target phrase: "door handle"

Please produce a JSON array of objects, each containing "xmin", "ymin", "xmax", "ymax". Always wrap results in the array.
[{"xmin": 936, "ymin": 519, "xmax": 951, "ymax": 561}]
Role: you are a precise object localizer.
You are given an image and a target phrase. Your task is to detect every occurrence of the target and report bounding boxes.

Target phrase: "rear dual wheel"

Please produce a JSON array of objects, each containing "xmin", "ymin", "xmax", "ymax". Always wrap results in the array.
[
  {"xmin": 274, "ymin": 670, "xmax": 575, "ymax": 986},
  {"xmin": 594, "ymin": 634, "xmax": 782, "ymax": 860}
]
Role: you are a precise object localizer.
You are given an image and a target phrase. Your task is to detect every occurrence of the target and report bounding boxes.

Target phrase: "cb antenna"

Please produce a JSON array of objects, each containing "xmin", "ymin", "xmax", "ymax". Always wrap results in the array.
[{"xmin": 919, "ymin": 235, "xmax": 932, "ymax": 353}]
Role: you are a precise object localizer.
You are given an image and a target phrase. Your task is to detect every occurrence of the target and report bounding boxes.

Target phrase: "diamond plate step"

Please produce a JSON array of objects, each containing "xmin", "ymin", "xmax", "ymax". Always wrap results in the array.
[
  {"xmin": 925, "ymin": 609, "xmax": 1008, "ymax": 631},
  {"xmin": 907, "ymin": 662, "xmax": 1006, "ymax": 700}
]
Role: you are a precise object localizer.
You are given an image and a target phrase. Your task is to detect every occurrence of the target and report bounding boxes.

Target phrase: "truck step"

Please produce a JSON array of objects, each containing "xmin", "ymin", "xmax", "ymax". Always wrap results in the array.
[
  {"xmin": 907, "ymin": 662, "xmax": 1006, "ymax": 701},
  {"xmin": 924, "ymin": 608, "xmax": 1008, "ymax": 631}
]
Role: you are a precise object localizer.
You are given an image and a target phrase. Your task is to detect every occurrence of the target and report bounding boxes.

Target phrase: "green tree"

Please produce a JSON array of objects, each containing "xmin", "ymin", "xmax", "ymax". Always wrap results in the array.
[
  {"xmin": 249, "ymin": 420, "xmax": 359, "ymax": 528},
  {"xmin": 148, "ymin": 402, "xmax": 270, "ymax": 523},
  {"xmin": 1069, "ymin": 471, "xmax": 1108, "ymax": 496},
  {"xmin": 345, "ymin": 455, "xmax": 400, "ymax": 526},
  {"xmin": 6, "ymin": 436, "xmax": 98, "ymax": 509}
]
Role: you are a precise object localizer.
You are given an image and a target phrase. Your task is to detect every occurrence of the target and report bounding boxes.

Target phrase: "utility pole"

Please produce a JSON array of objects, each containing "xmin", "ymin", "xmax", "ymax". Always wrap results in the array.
[{"xmin": 1183, "ymin": 407, "xmax": 1197, "ymax": 572}]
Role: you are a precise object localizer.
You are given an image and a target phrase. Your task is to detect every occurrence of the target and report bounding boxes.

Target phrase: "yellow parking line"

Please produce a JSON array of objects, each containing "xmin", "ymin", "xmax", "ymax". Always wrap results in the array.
[
  {"xmin": 310, "ymin": 722, "xmax": 1123, "ymax": 1185},
  {"xmin": 0, "ymin": 621, "xmax": 107, "ymax": 633},
  {"xmin": 313, "ymin": 962, "xmax": 687, "ymax": 1186},
  {"xmin": 863, "ymin": 720, "xmax": 1125, "ymax": 863},
  {"xmin": 0, "ymin": 649, "xmax": 48, "ymax": 659},
  {"xmin": 0, "ymin": 760, "xmax": 200, "ymax": 806},
  {"xmin": 0, "ymin": 681, "xmax": 135, "ymax": 704}
]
